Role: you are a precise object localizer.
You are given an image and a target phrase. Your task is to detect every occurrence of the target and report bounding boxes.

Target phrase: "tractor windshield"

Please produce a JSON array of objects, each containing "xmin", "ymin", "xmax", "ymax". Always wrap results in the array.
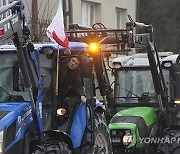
[
  {"xmin": 0, "ymin": 52, "xmax": 30, "ymax": 102},
  {"xmin": 115, "ymin": 69, "xmax": 157, "ymax": 103}
]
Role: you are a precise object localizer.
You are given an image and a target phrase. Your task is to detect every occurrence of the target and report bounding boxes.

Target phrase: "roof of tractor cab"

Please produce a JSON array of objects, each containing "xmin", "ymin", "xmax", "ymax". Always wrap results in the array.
[
  {"xmin": 112, "ymin": 52, "xmax": 174, "ymax": 68},
  {"xmin": 0, "ymin": 42, "xmax": 88, "ymax": 53}
]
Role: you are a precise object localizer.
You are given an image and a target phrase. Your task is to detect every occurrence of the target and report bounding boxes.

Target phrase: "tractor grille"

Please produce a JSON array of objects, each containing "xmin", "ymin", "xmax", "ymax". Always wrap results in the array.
[
  {"xmin": 111, "ymin": 129, "xmax": 127, "ymax": 147},
  {"xmin": 110, "ymin": 116, "xmax": 148, "ymax": 138}
]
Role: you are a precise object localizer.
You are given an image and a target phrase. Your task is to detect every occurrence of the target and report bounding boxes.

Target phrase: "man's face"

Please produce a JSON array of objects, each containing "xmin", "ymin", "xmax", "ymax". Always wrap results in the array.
[{"xmin": 67, "ymin": 57, "xmax": 80, "ymax": 70}]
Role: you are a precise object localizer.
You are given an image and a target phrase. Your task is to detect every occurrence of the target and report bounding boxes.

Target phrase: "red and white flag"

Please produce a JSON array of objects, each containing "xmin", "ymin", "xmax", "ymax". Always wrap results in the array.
[{"xmin": 46, "ymin": 0, "xmax": 69, "ymax": 47}]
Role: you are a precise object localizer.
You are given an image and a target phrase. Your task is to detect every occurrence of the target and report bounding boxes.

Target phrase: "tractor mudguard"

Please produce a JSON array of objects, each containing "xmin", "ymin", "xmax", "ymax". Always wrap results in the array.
[
  {"xmin": 69, "ymin": 99, "xmax": 104, "ymax": 148},
  {"xmin": 33, "ymin": 130, "xmax": 73, "ymax": 153},
  {"xmin": 69, "ymin": 103, "xmax": 87, "ymax": 148},
  {"xmin": 43, "ymin": 129, "xmax": 74, "ymax": 151}
]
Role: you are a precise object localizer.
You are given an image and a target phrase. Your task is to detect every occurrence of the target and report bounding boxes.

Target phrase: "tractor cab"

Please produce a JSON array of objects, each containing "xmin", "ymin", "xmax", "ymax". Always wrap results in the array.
[
  {"xmin": 0, "ymin": 45, "xmax": 31, "ymax": 102},
  {"xmin": 34, "ymin": 42, "xmax": 90, "ymax": 130},
  {"xmin": 112, "ymin": 52, "xmax": 173, "ymax": 109},
  {"xmin": 0, "ymin": 42, "xmax": 90, "ymax": 130}
]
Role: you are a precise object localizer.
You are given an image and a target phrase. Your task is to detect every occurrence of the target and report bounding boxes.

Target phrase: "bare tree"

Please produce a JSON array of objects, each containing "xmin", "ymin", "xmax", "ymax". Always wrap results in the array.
[
  {"xmin": 31, "ymin": 0, "xmax": 38, "ymax": 40},
  {"xmin": 26, "ymin": 0, "xmax": 58, "ymax": 42},
  {"xmin": 25, "ymin": 0, "xmax": 72, "ymax": 42}
]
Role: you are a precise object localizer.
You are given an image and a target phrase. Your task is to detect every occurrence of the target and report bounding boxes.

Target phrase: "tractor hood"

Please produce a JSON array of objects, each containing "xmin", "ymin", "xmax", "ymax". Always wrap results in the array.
[
  {"xmin": 111, "ymin": 107, "xmax": 157, "ymax": 126},
  {"xmin": 0, "ymin": 102, "xmax": 31, "ymax": 131},
  {"xmin": 109, "ymin": 107, "xmax": 158, "ymax": 149}
]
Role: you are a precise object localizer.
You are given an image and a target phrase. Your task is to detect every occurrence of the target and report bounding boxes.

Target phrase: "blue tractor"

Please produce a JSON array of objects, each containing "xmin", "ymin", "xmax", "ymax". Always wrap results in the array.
[
  {"xmin": 0, "ymin": 1, "xmax": 112, "ymax": 153},
  {"xmin": 34, "ymin": 42, "xmax": 112, "ymax": 154},
  {"xmin": 0, "ymin": 1, "xmax": 44, "ymax": 153}
]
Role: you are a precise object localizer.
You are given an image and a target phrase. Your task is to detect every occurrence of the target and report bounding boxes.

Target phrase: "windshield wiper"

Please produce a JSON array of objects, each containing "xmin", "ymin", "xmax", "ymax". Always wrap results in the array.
[
  {"xmin": 0, "ymin": 86, "xmax": 13, "ymax": 97},
  {"xmin": 121, "ymin": 87, "xmax": 139, "ymax": 97},
  {"xmin": 0, "ymin": 86, "xmax": 24, "ymax": 101}
]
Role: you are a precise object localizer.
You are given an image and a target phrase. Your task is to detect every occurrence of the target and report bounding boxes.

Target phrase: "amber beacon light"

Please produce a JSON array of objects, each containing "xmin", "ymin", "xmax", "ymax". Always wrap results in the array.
[{"xmin": 88, "ymin": 43, "xmax": 100, "ymax": 54}]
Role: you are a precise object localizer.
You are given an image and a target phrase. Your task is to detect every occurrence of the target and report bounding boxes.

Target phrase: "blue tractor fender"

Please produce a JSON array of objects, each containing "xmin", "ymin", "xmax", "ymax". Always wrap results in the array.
[
  {"xmin": 69, "ymin": 103, "xmax": 87, "ymax": 148},
  {"xmin": 69, "ymin": 99, "xmax": 104, "ymax": 148}
]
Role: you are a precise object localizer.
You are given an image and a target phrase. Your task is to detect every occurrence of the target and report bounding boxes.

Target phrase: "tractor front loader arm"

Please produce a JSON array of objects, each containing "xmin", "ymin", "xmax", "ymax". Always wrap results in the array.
[
  {"xmin": 126, "ymin": 20, "xmax": 169, "ymax": 128},
  {"xmin": 0, "ymin": 1, "xmax": 42, "ymax": 133}
]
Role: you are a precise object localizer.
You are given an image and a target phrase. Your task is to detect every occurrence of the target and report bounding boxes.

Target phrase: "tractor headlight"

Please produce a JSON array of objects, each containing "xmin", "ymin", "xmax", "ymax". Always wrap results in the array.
[
  {"xmin": 174, "ymin": 98, "xmax": 180, "ymax": 104},
  {"xmin": 122, "ymin": 132, "xmax": 136, "ymax": 148},
  {"xmin": 57, "ymin": 108, "xmax": 66, "ymax": 116},
  {"xmin": 123, "ymin": 133, "xmax": 133, "ymax": 143},
  {"xmin": 0, "ymin": 130, "xmax": 4, "ymax": 153},
  {"xmin": 111, "ymin": 137, "xmax": 121, "ymax": 143}
]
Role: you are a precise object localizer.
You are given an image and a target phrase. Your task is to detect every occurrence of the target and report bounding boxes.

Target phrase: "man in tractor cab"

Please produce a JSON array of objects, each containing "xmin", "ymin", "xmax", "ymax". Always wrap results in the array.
[{"xmin": 58, "ymin": 48, "xmax": 87, "ymax": 107}]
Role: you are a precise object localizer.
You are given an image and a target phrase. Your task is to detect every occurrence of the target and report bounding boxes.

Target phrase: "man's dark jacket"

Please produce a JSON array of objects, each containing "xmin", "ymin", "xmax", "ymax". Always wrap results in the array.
[{"xmin": 58, "ymin": 62, "xmax": 85, "ymax": 99}]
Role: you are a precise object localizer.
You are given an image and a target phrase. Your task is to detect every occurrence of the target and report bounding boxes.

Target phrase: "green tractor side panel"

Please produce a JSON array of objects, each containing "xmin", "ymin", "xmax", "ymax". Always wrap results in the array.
[{"xmin": 113, "ymin": 107, "xmax": 157, "ymax": 126}]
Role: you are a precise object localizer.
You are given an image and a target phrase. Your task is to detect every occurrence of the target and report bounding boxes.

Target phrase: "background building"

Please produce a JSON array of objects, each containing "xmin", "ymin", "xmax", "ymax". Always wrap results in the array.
[
  {"xmin": 74, "ymin": 0, "xmax": 136, "ymax": 29},
  {"xmin": 25, "ymin": 0, "xmax": 137, "ymax": 29},
  {"xmin": 0, "ymin": 0, "xmax": 137, "ymax": 41}
]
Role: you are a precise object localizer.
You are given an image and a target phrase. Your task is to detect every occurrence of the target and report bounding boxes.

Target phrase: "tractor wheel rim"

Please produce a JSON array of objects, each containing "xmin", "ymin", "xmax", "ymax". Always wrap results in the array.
[{"xmin": 94, "ymin": 132, "xmax": 108, "ymax": 154}]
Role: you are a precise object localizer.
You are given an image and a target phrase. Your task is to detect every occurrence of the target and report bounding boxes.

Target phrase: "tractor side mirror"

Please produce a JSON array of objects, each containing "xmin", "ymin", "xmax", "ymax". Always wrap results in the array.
[{"xmin": 81, "ymin": 57, "xmax": 93, "ymax": 78}]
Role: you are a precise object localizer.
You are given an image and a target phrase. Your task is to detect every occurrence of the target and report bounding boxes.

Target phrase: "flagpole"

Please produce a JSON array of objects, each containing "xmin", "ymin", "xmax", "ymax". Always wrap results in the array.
[
  {"xmin": 56, "ymin": 44, "xmax": 60, "ymax": 96},
  {"xmin": 46, "ymin": 0, "xmax": 69, "ymax": 96}
]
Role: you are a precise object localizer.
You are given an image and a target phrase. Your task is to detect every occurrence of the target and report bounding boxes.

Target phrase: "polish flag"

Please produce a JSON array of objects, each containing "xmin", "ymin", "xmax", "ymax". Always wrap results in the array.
[{"xmin": 46, "ymin": 0, "xmax": 69, "ymax": 47}]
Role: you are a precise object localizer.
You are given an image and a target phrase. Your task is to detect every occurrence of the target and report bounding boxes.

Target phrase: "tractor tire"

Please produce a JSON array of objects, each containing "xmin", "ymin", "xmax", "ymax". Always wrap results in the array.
[
  {"xmin": 24, "ymin": 131, "xmax": 34, "ymax": 154},
  {"xmin": 34, "ymin": 139, "xmax": 72, "ymax": 154},
  {"xmin": 81, "ymin": 113, "xmax": 112, "ymax": 154},
  {"xmin": 158, "ymin": 129, "xmax": 180, "ymax": 154}
]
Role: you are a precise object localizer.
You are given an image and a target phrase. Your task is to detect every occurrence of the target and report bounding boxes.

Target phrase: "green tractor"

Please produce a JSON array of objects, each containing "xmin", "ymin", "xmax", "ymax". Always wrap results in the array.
[
  {"xmin": 109, "ymin": 52, "xmax": 179, "ymax": 152},
  {"xmin": 108, "ymin": 21, "xmax": 180, "ymax": 153}
]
